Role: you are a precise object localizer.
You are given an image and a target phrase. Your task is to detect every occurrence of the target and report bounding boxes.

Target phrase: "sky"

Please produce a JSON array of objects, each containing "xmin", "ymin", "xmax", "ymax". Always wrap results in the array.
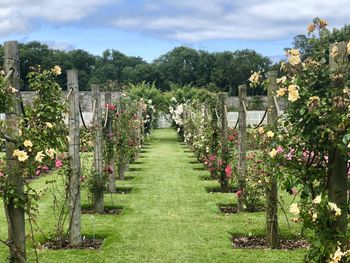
[{"xmin": 0, "ymin": 0, "xmax": 349, "ymax": 62}]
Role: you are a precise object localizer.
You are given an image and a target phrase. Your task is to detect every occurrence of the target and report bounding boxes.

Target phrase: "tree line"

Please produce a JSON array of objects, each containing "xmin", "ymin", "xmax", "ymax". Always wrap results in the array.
[{"xmin": 0, "ymin": 41, "xmax": 272, "ymax": 95}]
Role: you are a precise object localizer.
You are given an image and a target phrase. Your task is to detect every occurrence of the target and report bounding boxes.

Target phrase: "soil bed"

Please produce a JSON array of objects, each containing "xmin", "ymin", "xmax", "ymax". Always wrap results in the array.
[
  {"xmin": 232, "ymin": 236, "xmax": 309, "ymax": 250},
  {"xmin": 43, "ymin": 237, "xmax": 103, "ymax": 250},
  {"xmin": 81, "ymin": 205, "xmax": 123, "ymax": 215},
  {"xmin": 206, "ymin": 186, "xmax": 238, "ymax": 193}
]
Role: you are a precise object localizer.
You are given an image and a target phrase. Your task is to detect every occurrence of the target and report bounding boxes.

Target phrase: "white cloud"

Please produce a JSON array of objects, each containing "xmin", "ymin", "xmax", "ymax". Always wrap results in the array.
[
  {"xmin": 0, "ymin": 0, "xmax": 117, "ymax": 35},
  {"xmin": 0, "ymin": 0, "xmax": 350, "ymax": 43},
  {"xmin": 111, "ymin": 0, "xmax": 350, "ymax": 42}
]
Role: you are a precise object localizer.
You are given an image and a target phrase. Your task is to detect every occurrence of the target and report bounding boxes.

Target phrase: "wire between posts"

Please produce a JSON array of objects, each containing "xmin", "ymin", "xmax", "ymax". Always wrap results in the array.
[
  {"xmin": 103, "ymin": 106, "xmax": 109, "ymax": 128},
  {"xmin": 3, "ymin": 68, "xmax": 15, "ymax": 83},
  {"xmin": 233, "ymin": 116, "xmax": 239, "ymax": 130},
  {"xmin": 253, "ymin": 108, "xmax": 268, "ymax": 129},
  {"xmin": 273, "ymin": 96, "xmax": 281, "ymax": 116},
  {"xmin": 78, "ymin": 101, "xmax": 89, "ymax": 130},
  {"xmin": 66, "ymin": 87, "xmax": 73, "ymax": 100}
]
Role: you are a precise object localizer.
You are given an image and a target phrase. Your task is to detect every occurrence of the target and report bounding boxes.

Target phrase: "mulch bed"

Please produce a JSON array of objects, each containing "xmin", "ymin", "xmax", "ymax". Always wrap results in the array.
[
  {"xmin": 232, "ymin": 236, "xmax": 309, "ymax": 250},
  {"xmin": 218, "ymin": 204, "xmax": 265, "ymax": 214},
  {"xmin": 81, "ymin": 205, "xmax": 123, "ymax": 215},
  {"xmin": 206, "ymin": 186, "xmax": 238, "ymax": 193},
  {"xmin": 43, "ymin": 237, "xmax": 103, "ymax": 250}
]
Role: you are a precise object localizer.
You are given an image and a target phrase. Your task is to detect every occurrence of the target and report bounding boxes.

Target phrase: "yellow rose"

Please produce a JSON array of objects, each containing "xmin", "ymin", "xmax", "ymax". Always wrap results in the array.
[
  {"xmin": 35, "ymin": 151, "xmax": 45, "ymax": 162},
  {"xmin": 257, "ymin": 127, "xmax": 264, "ymax": 134},
  {"xmin": 51, "ymin": 65, "xmax": 62, "ymax": 76},
  {"xmin": 46, "ymin": 122, "xmax": 54, "ymax": 129},
  {"xmin": 312, "ymin": 195, "xmax": 321, "ymax": 204},
  {"xmin": 45, "ymin": 148, "xmax": 55, "ymax": 158},
  {"xmin": 13, "ymin": 149, "xmax": 29, "ymax": 162},
  {"xmin": 276, "ymin": 88, "xmax": 286, "ymax": 97},
  {"xmin": 266, "ymin": 131, "xmax": 274, "ymax": 138},
  {"xmin": 307, "ymin": 23, "xmax": 315, "ymax": 33},
  {"xmin": 289, "ymin": 203, "xmax": 300, "ymax": 215},
  {"xmin": 268, "ymin": 148, "xmax": 278, "ymax": 158},
  {"xmin": 23, "ymin": 140, "xmax": 33, "ymax": 148},
  {"xmin": 330, "ymin": 45, "xmax": 338, "ymax": 59},
  {"xmin": 288, "ymin": 55, "xmax": 301, "ymax": 66},
  {"xmin": 276, "ymin": 76, "xmax": 287, "ymax": 84},
  {"xmin": 288, "ymin": 90, "xmax": 300, "ymax": 102},
  {"xmin": 347, "ymin": 41, "xmax": 350, "ymax": 55}
]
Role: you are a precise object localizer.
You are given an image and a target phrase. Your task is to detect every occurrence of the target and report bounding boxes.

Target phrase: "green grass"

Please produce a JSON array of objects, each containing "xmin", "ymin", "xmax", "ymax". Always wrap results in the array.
[{"xmin": 0, "ymin": 129, "xmax": 306, "ymax": 262}]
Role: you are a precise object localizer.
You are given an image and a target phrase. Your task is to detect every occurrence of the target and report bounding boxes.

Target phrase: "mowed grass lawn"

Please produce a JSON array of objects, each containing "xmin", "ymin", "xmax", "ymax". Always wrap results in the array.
[{"xmin": 0, "ymin": 129, "xmax": 306, "ymax": 262}]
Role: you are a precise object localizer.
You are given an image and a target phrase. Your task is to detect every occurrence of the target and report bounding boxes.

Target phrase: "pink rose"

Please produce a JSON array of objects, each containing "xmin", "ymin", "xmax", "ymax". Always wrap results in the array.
[
  {"xmin": 42, "ymin": 166, "xmax": 49, "ymax": 172},
  {"xmin": 225, "ymin": 165, "xmax": 232, "ymax": 178},
  {"xmin": 0, "ymin": 172, "xmax": 4, "ymax": 177},
  {"xmin": 55, "ymin": 159, "xmax": 63, "ymax": 169},
  {"xmin": 35, "ymin": 170, "xmax": 41, "ymax": 176}
]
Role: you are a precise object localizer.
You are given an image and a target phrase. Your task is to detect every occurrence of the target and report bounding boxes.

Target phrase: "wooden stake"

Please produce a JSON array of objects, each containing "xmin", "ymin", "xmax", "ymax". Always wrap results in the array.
[
  {"xmin": 105, "ymin": 92, "xmax": 115, "ymax": 193},
  {"xmin": 266, "ymin": 71, "xmax": 280, "ymax": 248},
  {"xmin": 219, "ymin": 92, "xmax": 229, "ymax": 191},
  {"xmin": 67, "ymin": 69, "xmax": 82, "ymax": 246},
  {"xmin": 3, "ymin": 41, "xmax": 27, "ymax": 263},
  {"xmin": 237, "ymin": 84, "xmax": 247, "ymax": 212},
  {"xmin": 92, "ymin": 85, "xmax": 104, "ymax": 213}
]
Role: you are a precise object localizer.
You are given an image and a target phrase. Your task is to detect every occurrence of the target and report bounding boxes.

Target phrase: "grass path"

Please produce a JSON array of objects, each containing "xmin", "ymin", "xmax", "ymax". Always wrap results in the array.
[{"xmin": 0, "ymin": 128, "xmax": 304, "ymax": 262}]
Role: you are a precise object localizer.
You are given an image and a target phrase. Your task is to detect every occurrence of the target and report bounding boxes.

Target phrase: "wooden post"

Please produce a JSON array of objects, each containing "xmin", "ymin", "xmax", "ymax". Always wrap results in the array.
[
  {"xmin": 92, "ymin": 85, "xmax": 104, "ymax": 213},
  {"xmin": 67, "ymin": 69, "xmax": 82, "ymax": 246},
  {"xmin": 266, "ymin": 71, "xmax": 280, "ymax": 248},
  {"xmin": 237, "ymin": 84, "xmax": 247, "ymax": 212},
  {"xmin": 3, "ymin": 41, "xmax": 26, "ymax": 263},
  {"xmin": 105, "ymin": 92, "xmax": 115, "ymax": 193},
  {"xmin": 219, "ymin": 93, "xmax": 229, "ymax": 191},
  {"xmin": 328, "ymin": 42, "xmax": 348, "ymax": 234}
]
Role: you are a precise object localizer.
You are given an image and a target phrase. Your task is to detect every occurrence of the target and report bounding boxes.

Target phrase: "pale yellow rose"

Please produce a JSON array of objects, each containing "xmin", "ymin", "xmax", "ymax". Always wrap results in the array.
[
  {"xmin": 266, "ymin": 131, "xmax": 274, "ymax": 138},
  {"xmin": 45, "ymin": 148, "xmax": 55, "ymax": 158},
  {"xmin": 276, "ymin": 88, "xmax": 286, "ymax": 97},
  {"xmin": 269, "ymin": 148, "xmax": 278, "ymax": 158},
  {"xmin": 276, "ymin": 76, "xmax": 287, "ymax": 84},
  {"xmin": 289, "ymin": 203, "xmax": 300, "ymax": 215},
  {"xmin": 257, "ymin": 127, "xmax": 264, "ymax": 134},
  {"xmin": 288, "ymin": 90, "xmax": 300, "ymax": 102},
  {"xmin": 330, "ymin": 247, "xmax": 344, "ymax": 263},
  {"xmin": 330, "ymin": 45, "xmax": 338, "ymax": 59},
  {"xmin": 45, "ymin": 122, "xmax": 54, "ymax": 129},
  {"xmin": 347, "ymin": 41, "xmax": 350, "ymax": 55},
  {"xmin": 51, "ymin": 65, "xmax": 62, "ymax": 76},
  {"xmin": 23, "ymin": 140, "xmax": 33, "ymax": 148},
  {"xmin": 35, "ymin": 151, "xmax": 45, "ymax": 162},
  {"xmin": 288, "ymin": 55, "xmax": 301, "ymax": 66},
  {"xmin": 13, "ymin": 149, "xmax": 29, "ymax": 162},
  {"xmin": 328, "ymin": 202, "xmax": 341, "ymax": 217},
  {"xmin": 312, "ymin": 195, "xmax": 322, "ymax": 204},
  {"xmin": 307, "ymin": 23, "xmax": 315, "ymax": 33}
]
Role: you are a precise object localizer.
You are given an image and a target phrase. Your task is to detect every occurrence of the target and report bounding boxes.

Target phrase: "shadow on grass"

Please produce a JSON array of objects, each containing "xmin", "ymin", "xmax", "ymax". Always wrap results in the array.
[
  {"xmin": 109, "ymin": 186, "xmax": 133, "ymax": 194},
  {"xmin": 217, "ymin": 203, "xmax": 264, "ymax": 214},
  {"xmin": 81, "ymin": 204, "xmax": 124, "ymax": 215},
  {"xmin": 205, "ymin": 186, "xmax": 238, "ymax": 193},
  {"xmin": 128, "ymin": 167, "xmax": 143, "ymax": 172}
]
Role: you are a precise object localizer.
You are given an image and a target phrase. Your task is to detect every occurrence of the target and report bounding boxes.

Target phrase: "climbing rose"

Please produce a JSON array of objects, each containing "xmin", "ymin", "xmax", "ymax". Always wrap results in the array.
[
  {"xmin": 276, "ymin": 88, "xmax": 286, "ymax": 97},
  {"xmin": 42, "ymin": 166, "xmax": 49, "ymax": 172},
  {"xmin": 266, "ymin": 131, "xmax": 274, "ymax": 138},
  {"xmin": 287, "ymin": 85, "xmax": 300, "ymax": 102},
  {"xmin": 51, "ymin": 65, "xmax": 62, "ymax": 76},
  {"xmin": 45, "ymin": 148, "xmax": 55, "ymax": 158},
  {"xmin": 268, "ymin": 149, "xmax": 278, "ymax": 158},
  {"xmin": 0, "ymin": 172, "xmax": 3, "ymax": 177},
  {"xmin": 236, "ymin": 190, "xmax": 243, "ymax": 198},
  {"xmin": 55, "ymin": 159, "xmax": 63, "ymax": 169},
  {"xmin": 35, "ymin": 170, "xmax": 41, "ymax": 176},
  {"xmin": 45, "ymin": 122, "xmax": 54, "ymax": 128},
  {"xmin": 23, "ymin": 140, "xmax": 33, "ymax": 148},
  {"xmin": 106, "ymin": 104, "xmax": 116, "ymax": 111},
  {"xmin": 225, "ymin": 165, "xmax": 232, "ymax": 178},
  {"xmin": 35, "ymin": 151, "xmax": 45, "ymax": 162},
  {"xmin": 13, "ymin": 149, "xmax": 29, "ymax": 162},
  {"xmin": 289, "ymin": 203, "xmax": 300, "ymax": 215}
]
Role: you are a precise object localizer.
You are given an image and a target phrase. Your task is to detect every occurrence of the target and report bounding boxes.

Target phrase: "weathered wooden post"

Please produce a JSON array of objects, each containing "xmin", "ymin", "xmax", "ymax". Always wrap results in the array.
[
  {"xmin": 92, "ymin": 84, "xmax": 104, "ymax": 213},
  {"xmin": 3, "ymin": 41, "xmax": 26, "ymax": 263},
  {"xmin": 266, "ymin": 71, "xmax": 280, "ymax": 248},
  {"xmin": 105, "ymin": 92, "xmax": 115, "ymax": 193},
  {"xmin": 328, "ymin": 42, "xmax": 348, "ymax": 234},
  {"xmin": 237, "ymin": 84, "xmax": 247, "ymax": 212},
  {"xmin": 219, "ymin": 92, "xmax": 229, "ymax": 191},
  {"xmin": 67, "ymin": 69, "xmax": 82, "ymax": 246}
]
